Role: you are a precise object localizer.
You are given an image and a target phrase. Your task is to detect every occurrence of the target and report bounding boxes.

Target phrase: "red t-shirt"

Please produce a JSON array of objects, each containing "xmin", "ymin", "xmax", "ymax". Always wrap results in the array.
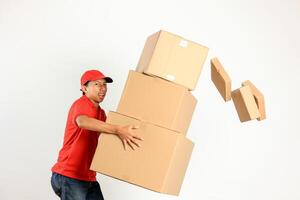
[{"xmin": 52, "ymin": 95, "xmax": 106, "ymax": 181}]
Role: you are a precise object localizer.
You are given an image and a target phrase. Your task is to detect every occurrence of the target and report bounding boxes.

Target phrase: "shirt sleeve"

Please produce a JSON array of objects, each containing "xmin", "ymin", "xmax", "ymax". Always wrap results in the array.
[{"xmin": 71, "ymin": 100, "xmax": 95, "ymax": 126}]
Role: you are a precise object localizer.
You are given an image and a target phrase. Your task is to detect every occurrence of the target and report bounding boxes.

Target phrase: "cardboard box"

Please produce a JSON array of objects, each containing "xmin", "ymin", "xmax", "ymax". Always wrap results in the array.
[
  {"xmin": 231, "ymin": 85, "xmax": 261, "ymax": 122},
  {"xmin": 117, "ymin": 70, "xmax": 197, "ymax": 134},
  {"xmin": 211, "ymin": 57, "xmax": 232, "ymax": 102},
  {"xmin": 242, "ymin": 80, "xmax": 266, "ymax": 121},
  {"xmin": 136, "ymin": 30, "xmax": 209, "ymax": 90},
  {"xmin": 90, "ymin": 112, "xmax": 194, "ymax": 196}
]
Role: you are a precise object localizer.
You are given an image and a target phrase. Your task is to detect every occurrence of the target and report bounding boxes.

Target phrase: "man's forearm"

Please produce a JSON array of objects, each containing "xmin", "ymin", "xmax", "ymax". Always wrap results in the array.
[
  {"xmin": 76, "ymin": 115, "xmax": 120, "ymax": 135},
  {"xmin": 76, "ymin": 115, "xmax": 143, "ymax": 150}
]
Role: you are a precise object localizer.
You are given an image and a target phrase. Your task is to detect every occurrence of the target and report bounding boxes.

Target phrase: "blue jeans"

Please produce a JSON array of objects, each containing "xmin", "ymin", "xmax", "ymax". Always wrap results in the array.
[{"xmin": 51, "ymin": 173, "xmax": 104, "ymax": 200}]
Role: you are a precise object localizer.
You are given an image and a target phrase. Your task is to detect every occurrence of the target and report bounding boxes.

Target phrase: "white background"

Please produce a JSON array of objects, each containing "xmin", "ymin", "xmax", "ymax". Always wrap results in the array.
[{"xmin": 0, "ymin": 0, "xmax": 299, "ymax": 199}]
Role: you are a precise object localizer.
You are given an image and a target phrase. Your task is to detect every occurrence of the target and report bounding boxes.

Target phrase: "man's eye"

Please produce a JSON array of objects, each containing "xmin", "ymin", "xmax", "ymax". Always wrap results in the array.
[{"xmin": 94, "ymin": 82, "xmax": 106, "ymax": 87}]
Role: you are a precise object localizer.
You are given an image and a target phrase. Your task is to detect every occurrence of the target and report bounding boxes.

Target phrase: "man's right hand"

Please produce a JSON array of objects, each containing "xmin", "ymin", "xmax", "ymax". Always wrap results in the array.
[{"xmin": 116, "ymin": 125, "xmax": 143, "ymax": 150}]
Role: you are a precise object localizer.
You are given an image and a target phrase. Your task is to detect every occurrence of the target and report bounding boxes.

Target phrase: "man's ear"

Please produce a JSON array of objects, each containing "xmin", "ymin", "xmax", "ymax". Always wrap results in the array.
[{"xmin": 81, "ymin": 85, "xmax": 88, "ymax": 93}]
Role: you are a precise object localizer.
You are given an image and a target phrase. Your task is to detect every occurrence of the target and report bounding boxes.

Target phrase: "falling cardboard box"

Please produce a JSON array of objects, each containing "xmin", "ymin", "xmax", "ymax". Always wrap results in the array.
[
  {"xmin": 136, "ymin": 30, "xmax": 209, "ymax": 90},
  {"xmin": 90, "ymin": 112, "xmax": 194, "ymax": 196},
  {"xmin": 117, "ymin": 70, "xmax": 197, "ymax": 135},
  {"xmin": 231, "ymin": 85, "xmax": 261, "ymax": 122}
]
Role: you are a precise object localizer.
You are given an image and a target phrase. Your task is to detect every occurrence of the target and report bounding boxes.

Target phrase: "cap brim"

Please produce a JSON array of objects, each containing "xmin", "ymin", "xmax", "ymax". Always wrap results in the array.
[{"xmin": 104, "ymin": 77, "xmax": 113, "ymax": 83}]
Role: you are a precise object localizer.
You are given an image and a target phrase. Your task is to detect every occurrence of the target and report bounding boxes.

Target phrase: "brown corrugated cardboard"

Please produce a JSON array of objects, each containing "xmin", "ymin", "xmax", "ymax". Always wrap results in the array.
[
  {"xmin": 231, "ymin": 85, "xmax": 261, "ymax": 122},
  {"xmin": 242, "ymin": 80, "xmax": 266, "ymax": 121},
  {"xmin": 117, "ymin": 70, "xmax": 197, "ymax": 135},
  {"xmin": 136, "ymin": 30, "xmax": 209, "ymax": 90},
  {"xmin": 90, "ymin": 112, "xmax": 194, "ymax": 196},
  {"xmin": 211, "ymin": 57, "xmax": 232, "ymax": 101}
]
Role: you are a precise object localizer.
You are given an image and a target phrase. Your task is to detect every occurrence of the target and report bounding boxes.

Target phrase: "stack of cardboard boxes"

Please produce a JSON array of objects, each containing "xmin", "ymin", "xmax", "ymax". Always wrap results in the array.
[{"xmin": 90, "ymin": 30, "xmax": 209, "ymax": 195}]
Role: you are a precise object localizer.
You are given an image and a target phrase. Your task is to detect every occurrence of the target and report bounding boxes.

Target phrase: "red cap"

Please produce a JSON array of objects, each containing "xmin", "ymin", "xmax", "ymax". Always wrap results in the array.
[{"xmin": 80, "ymin": 70, "xmax": 113, "ymax": 85}]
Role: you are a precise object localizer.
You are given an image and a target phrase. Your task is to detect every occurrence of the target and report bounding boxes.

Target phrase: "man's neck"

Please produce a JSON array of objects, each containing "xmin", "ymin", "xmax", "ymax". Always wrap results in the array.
[{"xmin": 85, "ymin": 95, "xmax": 99, "ymax": 108}]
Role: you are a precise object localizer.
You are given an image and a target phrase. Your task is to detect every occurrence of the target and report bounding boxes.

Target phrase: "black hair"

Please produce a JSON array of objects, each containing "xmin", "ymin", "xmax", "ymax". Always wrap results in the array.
[{"xmin": 81, "ymin": 81, "xmax": 90, "ymax": 95}]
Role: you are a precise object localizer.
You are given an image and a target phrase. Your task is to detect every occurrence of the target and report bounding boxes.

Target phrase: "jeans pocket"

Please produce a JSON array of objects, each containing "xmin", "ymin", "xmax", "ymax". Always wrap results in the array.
[{"xmin": 51, "ymin": 173, "xmax": 62, "ymax": 197}]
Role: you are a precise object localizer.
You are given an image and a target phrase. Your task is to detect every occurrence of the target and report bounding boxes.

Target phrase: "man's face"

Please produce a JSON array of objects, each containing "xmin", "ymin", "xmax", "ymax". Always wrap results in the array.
[{"xmin": 83, "ymin": 79, "xmax": 107, "ymax": 104}]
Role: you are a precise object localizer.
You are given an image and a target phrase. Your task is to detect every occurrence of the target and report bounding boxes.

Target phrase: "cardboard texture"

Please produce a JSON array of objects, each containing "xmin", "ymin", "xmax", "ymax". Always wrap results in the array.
[
  {"xmin": 242, "ymin": 80, "xmax": 266, "ymax": 121},
  {"xmin": 211, "ymin": 57, "xmax": 232, "ymax": 101},
  {"xmin": 231, "ymin": 85, "xmax": 261, "ymax": 122},
  {"xmin": 90, "ymin": 112, "xmax": 194, "ymax": 196},
  {"xmin": 117, "ymin": 70, "xmax": 197, "ymax": 134},
  {"xmin": 136, "ymin": 30, "xmax": 209, "ymax": 90}
]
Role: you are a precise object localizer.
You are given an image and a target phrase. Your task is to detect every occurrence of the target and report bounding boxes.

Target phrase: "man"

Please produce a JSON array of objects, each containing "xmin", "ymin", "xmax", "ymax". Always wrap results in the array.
[{"xmin": 51, "ymin": 69, "xmax": 143, "ymax": 200}]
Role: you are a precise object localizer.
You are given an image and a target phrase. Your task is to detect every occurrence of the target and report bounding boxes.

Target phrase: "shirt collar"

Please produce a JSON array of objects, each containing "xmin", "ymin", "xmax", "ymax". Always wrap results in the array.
[{"xmin": 81, "ymin": 95, "xmax": 100, "ymax": 110}]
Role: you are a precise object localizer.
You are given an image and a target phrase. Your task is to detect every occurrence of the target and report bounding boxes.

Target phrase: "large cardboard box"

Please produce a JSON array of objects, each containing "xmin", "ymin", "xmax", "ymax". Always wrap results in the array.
[
  {"xmin": 211, "ymin": 57, "xmax": 232, "ymax": 102},
  {"xmin": 231, "ymin": 85, "xmax": 261, "ymax": 122},
  {"xmin": 117, "ymin": 70, "xmax": 197, "ymax": 134},
  {"xmin": 90, "ymin": 112, "xmax": 194, "ymax": 196},
  {"xmin": 136, "ymin": 30, "xmax": 209, "ymax": 90}
]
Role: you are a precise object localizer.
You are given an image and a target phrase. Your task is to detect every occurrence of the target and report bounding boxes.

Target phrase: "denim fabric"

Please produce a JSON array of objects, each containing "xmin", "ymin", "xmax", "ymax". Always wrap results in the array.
[{"xmin": 51, "ymin": 173, "xmax": 104, "ymax": 200}]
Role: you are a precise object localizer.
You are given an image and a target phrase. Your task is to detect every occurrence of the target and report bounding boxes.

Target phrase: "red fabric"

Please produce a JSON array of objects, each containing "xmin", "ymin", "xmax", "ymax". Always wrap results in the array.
[{"xmin": 52, "ymin": 95, "xmax": 106, "ymax": 181}]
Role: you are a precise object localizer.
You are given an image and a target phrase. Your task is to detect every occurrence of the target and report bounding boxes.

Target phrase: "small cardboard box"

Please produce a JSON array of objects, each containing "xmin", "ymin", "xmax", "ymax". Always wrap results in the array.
[
  {"xmin": 136, "ymin": 30, "xmax": 209, "ymax": 90},
  {"xmin": 90, "ymin": 112, "xmax": 194, "ymax": 196},
  {"xmin": 242, "ymin": 80, "xmax": 266, "ymax": 121},
  {"xmin": 211, "ymin": 57, "xmax": 232, "ymax": 101},
  {"xmin": 117, "ymin": 70, "xmax": 197, "ymax": 134},
  {"xmin": 231, "ymin": 85, "xmax": 261, "ymax": 122}
]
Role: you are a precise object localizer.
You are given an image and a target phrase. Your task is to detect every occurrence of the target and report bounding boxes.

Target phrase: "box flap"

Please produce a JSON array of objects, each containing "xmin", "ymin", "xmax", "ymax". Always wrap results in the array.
[
  {"xmin": 231, "ymin": 85, "xmax": 260, "ymax": 122},
  {"xmin": 211, "ymin": 57, "xmax": 232, "ymax": 102},
  {"xmin": 242, "ymin": 80, "xmax": 266, "ymax": 121}
]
